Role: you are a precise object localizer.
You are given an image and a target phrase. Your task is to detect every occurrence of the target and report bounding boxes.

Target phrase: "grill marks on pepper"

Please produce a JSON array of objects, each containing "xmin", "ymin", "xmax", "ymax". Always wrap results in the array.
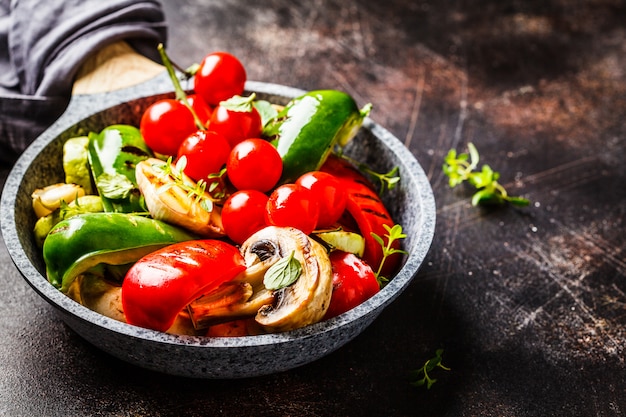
[
  {"xmin": 350, "ymin": 192, "xmax": 390, "ymax": 220},
  {"xmin": 352, "ymin": 192, "xmax": 380, "ymax": 203},
  {"xmin": 49, "ymin": 224, "xmax": 70, "ymax": 235},
  {"xmin": 361, "ymin": 207, "xmax": 390, "ymax": 220},
  {"xmin": 121, "ymin": 145, "xmax": 151, "ymax": 157},
  {"xmin": 121, "ymin": 145, "xmax": 151, "ymax": 170}
]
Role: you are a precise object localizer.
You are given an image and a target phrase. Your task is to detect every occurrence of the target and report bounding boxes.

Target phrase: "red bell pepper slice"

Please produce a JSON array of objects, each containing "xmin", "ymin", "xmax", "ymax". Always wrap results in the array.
[
  {"xmin": 321, "ymin": 155, "xmax": 402, "ymax": 278},
  {"xmin": 122, "ymin": 239, "xmax": 246, "ymax": 332}
]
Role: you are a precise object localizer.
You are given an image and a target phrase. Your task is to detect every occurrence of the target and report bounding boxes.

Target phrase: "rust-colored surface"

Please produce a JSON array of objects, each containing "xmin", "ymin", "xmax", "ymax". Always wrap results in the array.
[{"xmin": 1, "ymin": 1, "xmax": 624, "ymax": 415}]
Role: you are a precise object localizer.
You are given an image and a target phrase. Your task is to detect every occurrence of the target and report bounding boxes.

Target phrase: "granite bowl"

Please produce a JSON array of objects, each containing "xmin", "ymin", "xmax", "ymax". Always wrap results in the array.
[{"xmin": 0, "ymin": 75, "xmax": 436, "ymax": 379}]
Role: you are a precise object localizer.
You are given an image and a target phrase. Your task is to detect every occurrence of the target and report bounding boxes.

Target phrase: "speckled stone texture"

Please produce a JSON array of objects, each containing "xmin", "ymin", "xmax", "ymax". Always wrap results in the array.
[{"xmin": 0, "ymin": 77, "xmax": 435, "ymax": 378}]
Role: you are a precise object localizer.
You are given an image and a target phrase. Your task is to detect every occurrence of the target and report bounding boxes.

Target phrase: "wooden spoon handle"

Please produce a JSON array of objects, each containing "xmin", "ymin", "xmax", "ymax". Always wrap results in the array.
[{"xmin": 72, "ymin": 41, "xmax": 164, "ymax": 95}]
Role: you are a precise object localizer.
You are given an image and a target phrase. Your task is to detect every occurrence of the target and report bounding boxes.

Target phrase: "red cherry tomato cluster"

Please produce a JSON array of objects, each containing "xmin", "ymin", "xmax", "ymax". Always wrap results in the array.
[
  {"xmin": 140, "ymin": 95, "xmax": 212, "ymax": 156},
  {"xmin": 135, "ymin": 49, "xmax": 386, "ymax": 327},
  {"xmin": 222, "ymin": 170, "xmax": 348, "ymax": 244},
  {"xmin": 139, "ymin": 51, "xmax": 263, "ymax": 187}
]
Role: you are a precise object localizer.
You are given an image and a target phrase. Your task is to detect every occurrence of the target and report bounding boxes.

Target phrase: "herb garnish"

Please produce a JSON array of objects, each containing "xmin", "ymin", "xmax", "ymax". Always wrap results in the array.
[
  {"xmin": 155, "ymin": 156, "xmax": 213, "ymax": 212},
  {"xmin": 371, "ymin": 224, "xmax": 408, "ymax": 286},
  {"xmin": 253, "ymin": 100, "xmax": 279, "ymax": 128},
  {"xmin": 264, "ymin": 251, "xmax": 302, "ymax": 290},
  {"xmin": 410, "ymin": 349, "xmax": 450, "ymax": 389},
  {"xmin": 95, "ymin": 172, "xmax": 135, "ymax": 200},
  {"xmin": 220, "ymin": 93, "xmax": 257, "ymax": 112},
  {"xmin": 443, "ymin": 143, "xmax": 530, "ymax": 207},
  {"xmin": 337, "ymin": 151, "xmax": 400, "ymax": 195}
]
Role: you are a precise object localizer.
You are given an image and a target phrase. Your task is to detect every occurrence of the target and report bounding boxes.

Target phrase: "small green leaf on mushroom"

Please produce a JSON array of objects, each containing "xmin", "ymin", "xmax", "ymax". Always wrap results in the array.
[{"xmin": 264, "ymin": 251, "xmax": 302, "ymax": 290}]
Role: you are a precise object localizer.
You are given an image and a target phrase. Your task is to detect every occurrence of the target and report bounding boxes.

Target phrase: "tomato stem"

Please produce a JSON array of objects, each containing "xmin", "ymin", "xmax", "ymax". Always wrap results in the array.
[{"xmin": 157, "ymin": 43, "xmax": 206, "ymax": 131}]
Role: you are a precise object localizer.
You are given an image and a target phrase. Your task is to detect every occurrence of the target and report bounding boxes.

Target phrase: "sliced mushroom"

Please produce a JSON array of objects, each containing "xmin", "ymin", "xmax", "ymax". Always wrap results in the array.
[
  {"xmin": 187, "ymin": 226, "xmax": 333, "ymax": 332},
  {"xmin": 186, "ymin": 262, "xmax": 275, "ymax": 329},
  {"xmin": 135, "ymin": 158, "xmax": 224, "ymax": 237},
  {"xmin": 240, "ymin": 226, "xmax": 333, "ymax": 332}
]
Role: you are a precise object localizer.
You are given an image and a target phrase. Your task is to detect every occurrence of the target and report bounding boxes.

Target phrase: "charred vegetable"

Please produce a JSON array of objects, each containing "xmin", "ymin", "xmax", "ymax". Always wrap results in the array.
[
  {"xmin": 188, "ymin": 226, "xmax": 334, "ymax": 333},
  {"xmin": 135, "ymin": 158, "xmax": 225, "ymax": 237},
  {"xmin": 43, "ymin": 213, "xmax": 196, "ymax": 292},
  {"xmin": 122, "ymin": 239, "xmax": 247, "ymax": 332}
]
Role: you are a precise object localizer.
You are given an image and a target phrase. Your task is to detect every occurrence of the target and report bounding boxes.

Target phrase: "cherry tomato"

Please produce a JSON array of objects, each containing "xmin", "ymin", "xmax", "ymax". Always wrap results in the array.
[
  {"xmin": 140, "ymin": 99, "xmax": 197, "ymax": 156},
  {"xmin": 177, "ymin": 130, "xmax": 231, "ymax": 183},
  {"xmin": 296, "ymin": 171, "xmax": 347, "ymax": 228},
  {"xmin": 323, "ymin": 251, "xmax": 380, "ymax": 320},
  {"xmin": 265, "ymin": 183, "xmax": 319, "ymax": 235},
  {"xmin": 194, "ymin": 52, "xmax": 246, "ymax": 106},
  {"xmin": 221, "ymin": 189, "xmax": 269, "ymax": 244},
  {"xmin": 122, "ymin": 240, "xmax": 246, "ymax": 332},
  {"xmin": 226, "ymin": 139, "xmax": 282, "ymax": 192},
  {"xmin": 209, "ymin": 103, "xmax": 262, "ymax": 148}
]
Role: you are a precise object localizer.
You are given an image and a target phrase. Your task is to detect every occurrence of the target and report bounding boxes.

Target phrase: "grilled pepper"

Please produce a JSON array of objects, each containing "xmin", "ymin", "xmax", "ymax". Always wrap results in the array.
[
  {"xmin": 266, "ymin": 90, "xmax": 371, "ymax": 184},
  {"xmin": 321, "ymin": 155, "xmax": 402, "ymax": 278},
  {"xmin": 122, "ymin": 239, "xmax": 247, "ymax": 332},
  {"xmin": 43, "ymin": 212, "xmax": 196, "ymax": 292},
  {"xmin": 88, "ymin": 124, "xmax": 153, "ymax": 213}
]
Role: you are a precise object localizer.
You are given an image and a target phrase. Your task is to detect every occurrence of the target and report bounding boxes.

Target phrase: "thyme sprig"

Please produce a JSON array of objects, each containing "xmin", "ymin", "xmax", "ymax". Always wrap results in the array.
[
  {"xmin": 155, "ymin": 156, "xmax": 213, "ymax": 212},
  {"xmin": 206, "ymin": 167, "xmax": 228, "ymax": 201},
  {"xmin": 410, "ymin": 349, "xmax": 450, "ymax": 389},
  {"xmin": 443, "ymin": 143, "xmax": 530, "ymax": 207},
  {"xmin": 371, "ymin": 223, "xmax": 408, "ymax": 286},
  {"xmin": 336, "ymin": 151, "xmax": 400, "ymax": 195}
]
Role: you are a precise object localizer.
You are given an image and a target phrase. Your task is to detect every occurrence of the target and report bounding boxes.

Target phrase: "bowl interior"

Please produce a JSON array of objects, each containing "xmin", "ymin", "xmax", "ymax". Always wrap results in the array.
[{"xmin": 1, "ymin": 80, "xmax": 436, "ymax": 376}]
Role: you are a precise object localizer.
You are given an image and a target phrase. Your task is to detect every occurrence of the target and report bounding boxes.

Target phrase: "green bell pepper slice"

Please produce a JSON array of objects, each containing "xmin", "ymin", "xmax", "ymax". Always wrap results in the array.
[{"xmin": 43, "ymin": 212, "xmax": 197, "ymax": 292}]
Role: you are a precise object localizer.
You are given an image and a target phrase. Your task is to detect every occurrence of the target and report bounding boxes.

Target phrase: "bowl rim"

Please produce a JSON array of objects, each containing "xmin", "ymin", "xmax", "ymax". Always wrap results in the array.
[{"xmin": 0, "ymin": 78, "xmax": 436, "ymax": 349}]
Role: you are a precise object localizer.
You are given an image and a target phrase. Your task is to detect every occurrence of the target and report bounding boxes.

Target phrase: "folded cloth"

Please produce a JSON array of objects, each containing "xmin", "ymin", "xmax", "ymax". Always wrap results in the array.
[{"xmin": 0, "ymin": 0, "xmax": 167, "ymax": 163}]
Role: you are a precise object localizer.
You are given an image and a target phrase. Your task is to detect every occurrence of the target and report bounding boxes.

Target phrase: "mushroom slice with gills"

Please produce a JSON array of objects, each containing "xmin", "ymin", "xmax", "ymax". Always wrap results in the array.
[
  {"xmin": 242, "ymin": 226, "xmax": 333, "ymax": 332},
  {"xmin": 135, "ymin": 158, "xmax": 225, "ymax": 237},
  {"xmin": 186, "ymin": 261, "xmax": 275, "ymax": 330},
  {"xmin": 187, "ymin": 226, "xmax": 333, "ymax": 333}
]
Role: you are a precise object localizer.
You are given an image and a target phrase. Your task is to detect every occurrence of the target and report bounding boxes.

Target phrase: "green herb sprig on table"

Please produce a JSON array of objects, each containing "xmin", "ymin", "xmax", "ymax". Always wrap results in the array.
[
  {"xmin": 443, "ymin": 143, "xmax": 530, "ymax": 207},
  {"xmin": 410, "ymin": 349, "xmax": 450, "ymax": 389}
]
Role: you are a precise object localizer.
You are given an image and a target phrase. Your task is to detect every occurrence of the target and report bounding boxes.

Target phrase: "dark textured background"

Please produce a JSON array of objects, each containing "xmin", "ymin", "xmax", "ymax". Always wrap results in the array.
[{"xmin": 1, "ymin": 1, "xmax": 625, "ymax": 415}]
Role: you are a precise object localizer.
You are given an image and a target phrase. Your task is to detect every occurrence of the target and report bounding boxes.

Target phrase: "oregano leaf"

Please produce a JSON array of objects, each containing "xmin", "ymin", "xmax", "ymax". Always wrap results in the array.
[
  {"xmin": 253, "ymin": 99, "xmax": 278, "ymax": 127},
  {"xmin": 220, "ymin": 93, "xmax": 256, "ymax": 112},
  {"xmin": 264, "ymin": 251, "xmax": 302, "ymax": 290}
]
